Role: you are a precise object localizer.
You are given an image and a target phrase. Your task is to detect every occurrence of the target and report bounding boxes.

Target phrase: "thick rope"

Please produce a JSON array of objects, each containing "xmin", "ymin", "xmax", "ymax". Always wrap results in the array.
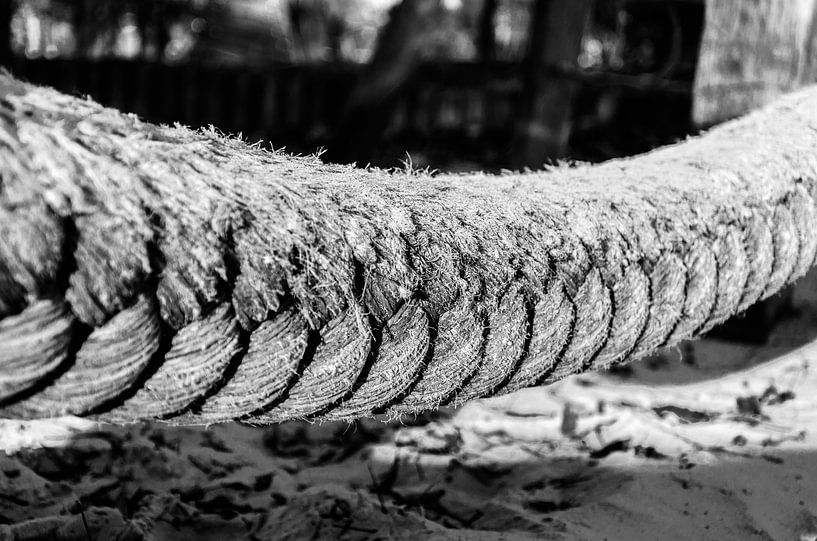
[{"xmin": 1, "ymin": 74, "xmax": 816, "ymax": 424}]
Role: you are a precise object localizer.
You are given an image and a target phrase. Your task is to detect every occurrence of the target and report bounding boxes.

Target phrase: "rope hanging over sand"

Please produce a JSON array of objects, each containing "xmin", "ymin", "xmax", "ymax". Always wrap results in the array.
[{"xmin": 0, "ymin": 73, "xmax": 816, "ymax": 424}]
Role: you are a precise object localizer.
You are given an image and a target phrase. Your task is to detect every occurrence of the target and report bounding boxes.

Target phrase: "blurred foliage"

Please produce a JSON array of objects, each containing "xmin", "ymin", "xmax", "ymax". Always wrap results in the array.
[
  {"xmin": 10, "ymin": 0, "xmax": 697, "ymax": 74},
  {"xmin": 9, "ymin": 0, "xmax": 537, "ymax": 65},
  {"xmin": 12, "ymin": 0, "xmax": 392, "ymax": 64}
]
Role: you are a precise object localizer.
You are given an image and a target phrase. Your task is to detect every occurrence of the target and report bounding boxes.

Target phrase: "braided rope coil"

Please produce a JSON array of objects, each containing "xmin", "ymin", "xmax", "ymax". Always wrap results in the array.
[{"xmin": 1, "ymin": 74, "xmax": 816, "ymax": 424}]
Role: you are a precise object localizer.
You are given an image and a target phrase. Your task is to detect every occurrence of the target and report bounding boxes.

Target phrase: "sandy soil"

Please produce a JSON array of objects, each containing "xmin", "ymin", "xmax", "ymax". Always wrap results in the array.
[{"xmin": 4, "ymin": 278, "xmax": 817, "ymax": 540}]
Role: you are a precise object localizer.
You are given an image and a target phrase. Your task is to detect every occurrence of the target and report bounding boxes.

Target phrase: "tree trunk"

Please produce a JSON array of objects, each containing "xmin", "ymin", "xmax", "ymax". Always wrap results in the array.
[{"xmin": 1, "ymin": 74, "xmax": 817, "ymax": 424}]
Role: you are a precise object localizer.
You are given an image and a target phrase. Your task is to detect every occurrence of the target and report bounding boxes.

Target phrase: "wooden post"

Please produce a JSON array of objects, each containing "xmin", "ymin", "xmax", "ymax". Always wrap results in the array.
[
  {"xmin": 693, "ymin": 0, "xmax": 817, "ymax": 126},
  {"xmin": 511, "ymin": 0, "xmax": 592, "ymax": 169}
]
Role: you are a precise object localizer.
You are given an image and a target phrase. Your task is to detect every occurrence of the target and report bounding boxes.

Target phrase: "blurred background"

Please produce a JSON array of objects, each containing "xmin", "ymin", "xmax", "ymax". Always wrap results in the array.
[{"xmin": 0, "ymin": 0, "xmax": 703, "ymax": 172}]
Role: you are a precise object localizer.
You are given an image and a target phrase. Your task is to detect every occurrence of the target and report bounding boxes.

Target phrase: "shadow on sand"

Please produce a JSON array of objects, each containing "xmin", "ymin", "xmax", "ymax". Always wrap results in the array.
[{"xmin": 1, "ymin": 408, "xmax": 816, "ymax": 541}]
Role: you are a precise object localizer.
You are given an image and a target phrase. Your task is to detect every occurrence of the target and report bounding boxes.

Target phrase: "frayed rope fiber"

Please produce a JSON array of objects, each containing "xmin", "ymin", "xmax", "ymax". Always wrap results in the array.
[{"xmin": 1, "ymin": 73, "xmax": 817, "ymax": 424}]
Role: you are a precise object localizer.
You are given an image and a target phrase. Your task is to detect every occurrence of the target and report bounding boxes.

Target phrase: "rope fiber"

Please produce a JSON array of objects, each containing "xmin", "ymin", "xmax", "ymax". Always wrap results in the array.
[{"xmin": 1, "ymin": 74, "xmax": 816, "ymax": 424}]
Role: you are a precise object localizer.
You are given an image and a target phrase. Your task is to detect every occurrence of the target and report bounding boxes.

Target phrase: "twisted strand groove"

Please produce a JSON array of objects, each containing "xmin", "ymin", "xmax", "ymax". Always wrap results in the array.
[
  {"xmin": 588, "ymin": 264, "xmax": 651, "ymax": 371},
  {"xmin": 3, "ymin": 295, "xmax": 159, "ymax": 418},
  {"xmin": 0, "ymin": 300, "xmax": 74, "ymax": 401},
  {"xmin": 1, "ymin": 75, "xmax": 817, "ymax": 423},
  {"xmin": 385, "ymin": 294, "xmax": 483, "ymax": 415},
  {"xmin": 250, "ymin": 308, "xmax": 371, "ymax": 423},
  {"xmin": 101, "ymin": 302, "xmax": 240, "ymax": 422},
  {"xmin": 0, "ymin": 204, "xmax": 64, "ymax": 318},
  {"xmin": 497, "ymin": 279, "xmax": 573, "ymax": 395},
  {"xmin": 664, "ymin": 242, "xmax": 718, "ymax": 347},
  {"xmin": 736, "ymin": 212, "xmax": 775, "ymax": 313},
  {"xmin": 699, "ymin": 227, "xmax": 750, "ymax": 334},
  {"xmin": 629, "ymin": 254, "xmax": 686, "ymax": 359},
  {"xmin": 789, "ymin": 187, "xmax": 817, "ymax": 280},
  {"xmin": 764, "ymin": 206, "xmax": 799, "ymax": 299},
  {"xmin": 175, "ymin": 310, "xmax": 309, "ymax": 424},
  {"xmin": 448, "ymin": 284, "xmax": 528, "ymax": 405},
  {"xmin": 322, "ymin": 301, "xmax": 430, "ymax": 420},
  {"xmin": 544, "ymin": 268, "xmax": 613, "ymax": 384}
]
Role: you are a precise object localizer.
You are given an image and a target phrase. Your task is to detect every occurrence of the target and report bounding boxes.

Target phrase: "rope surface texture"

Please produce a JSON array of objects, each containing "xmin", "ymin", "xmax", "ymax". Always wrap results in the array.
[{"xmin": 1, "ymin": 74, "xmax": 817, "ymax": 424}]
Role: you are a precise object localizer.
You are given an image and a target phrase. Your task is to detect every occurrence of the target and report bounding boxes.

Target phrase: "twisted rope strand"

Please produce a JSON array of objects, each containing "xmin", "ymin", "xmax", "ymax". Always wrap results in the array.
[{"xmin": 1, "ymin": 74, "xmax": 817, "ymax": 424}]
